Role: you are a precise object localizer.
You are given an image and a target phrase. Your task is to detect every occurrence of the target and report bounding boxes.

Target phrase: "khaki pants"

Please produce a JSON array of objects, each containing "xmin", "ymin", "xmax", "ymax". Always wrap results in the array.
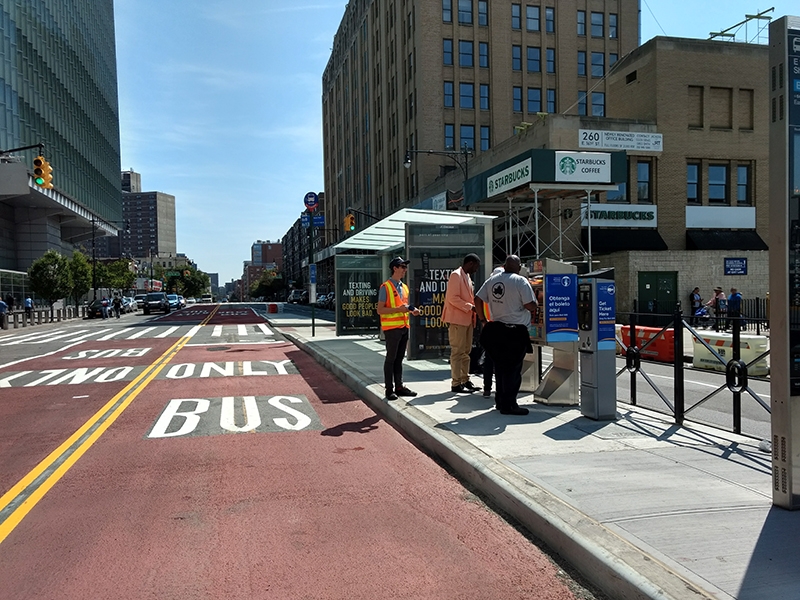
[{"xmin": 448, "ymin": 323, "xmax": 473, "ymax": 386}]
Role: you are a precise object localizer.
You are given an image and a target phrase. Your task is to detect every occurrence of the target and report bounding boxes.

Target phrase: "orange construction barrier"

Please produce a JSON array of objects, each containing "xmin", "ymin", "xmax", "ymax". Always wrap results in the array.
[
  {"xmin": 268, "ymin": 303, "xmax": 278, "ymax": 313},
  {"xmin": 618, "ymin": 326, "xmax": 674, "ymax": 363}
]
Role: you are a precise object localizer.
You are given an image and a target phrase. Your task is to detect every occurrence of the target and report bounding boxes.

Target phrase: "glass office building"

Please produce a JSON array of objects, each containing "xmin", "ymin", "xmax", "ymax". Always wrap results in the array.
[{"xmin": 0, "ymin": 0, "xmax": 121, "ymax": 269}]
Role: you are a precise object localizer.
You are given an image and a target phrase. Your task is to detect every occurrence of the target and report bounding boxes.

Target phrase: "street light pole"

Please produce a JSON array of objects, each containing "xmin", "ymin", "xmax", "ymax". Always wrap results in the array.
[{"xmin": 403, "ymin": 142, "xmax": 473, "ymax": 185}]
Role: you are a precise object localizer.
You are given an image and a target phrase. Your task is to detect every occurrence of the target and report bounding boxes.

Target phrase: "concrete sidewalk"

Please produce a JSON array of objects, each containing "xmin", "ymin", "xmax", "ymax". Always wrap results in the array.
[{"xmin": 268, "ymin": 311, "xmax": 797, "ymax": 600}]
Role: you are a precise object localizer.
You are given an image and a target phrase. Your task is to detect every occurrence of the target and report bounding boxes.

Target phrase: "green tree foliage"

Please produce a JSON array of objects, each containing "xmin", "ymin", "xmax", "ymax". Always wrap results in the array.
[
  {"xmin": 68, "ymin": 251, "xmax": 92, "ymax": 308},
  {"xmin": 163, "ymin": 267, "xmax": 210, "ymax": 298},
  {"xmin": 106, "ymin": 259, "xmax": 136, "ymax": 293},
  {"xmin": 92, "ymin": 261, "xmax": 109, "ymax": 292},
  {"xmin": 28, "ymin": 250, "xmax": 72, "ymax": 320},
  {"xmin": 250, "ymin": 270, "xmax": 283, "ymax": 300}
]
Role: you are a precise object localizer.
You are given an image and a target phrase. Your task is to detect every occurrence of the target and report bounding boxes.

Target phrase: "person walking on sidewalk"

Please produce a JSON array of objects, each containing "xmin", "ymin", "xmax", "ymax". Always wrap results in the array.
[
  {"xmin": 706, "ymin": 287, "xmax": 727, "ymax": 331},
  {"xmin": 475, "ymin": 255, "xmax": 537, "ymax": 416},
  {"xmin": 689, "ymin": 287, "xmax": 702, "ymax": 326},
  {"xmin": 377, "ymin": 257, "xmax": 421, "ymax": 401},
  {"xmin": 728, "ymin": 287, "xmax": 744, "ymax": 330},
  {"xmin": 0, "ymin": 296, "xmax": 7, "ymax": 330},
  {"xmin": 442, "ymin": 253, "xmax": 481, "ymax": 394}
]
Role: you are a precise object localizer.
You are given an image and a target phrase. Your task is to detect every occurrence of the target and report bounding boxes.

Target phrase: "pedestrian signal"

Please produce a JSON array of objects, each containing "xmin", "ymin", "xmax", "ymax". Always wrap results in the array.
[
  {"xmin": 344, "ymin": 213, "xmax": 356, "ymax": 231},
  {"xmin": 33, "ymin": 155, "xmax": 54, "ymax": 188}
]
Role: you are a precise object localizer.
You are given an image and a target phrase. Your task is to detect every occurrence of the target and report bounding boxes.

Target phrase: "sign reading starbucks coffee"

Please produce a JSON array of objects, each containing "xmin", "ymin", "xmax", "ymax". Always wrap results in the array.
[
  {"xmin": 580, "ymin": 204, "xmax": 658, "ymax": 228},
  {"xmin": 555, "ymin": 152, "xmax": 611, "ymax": 183}
]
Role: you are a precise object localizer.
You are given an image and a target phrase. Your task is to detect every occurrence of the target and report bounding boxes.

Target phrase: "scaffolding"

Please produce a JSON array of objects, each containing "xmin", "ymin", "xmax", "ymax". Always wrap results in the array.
[{"xmin": 708, "ymin": 7, "xmax": 774, "ymax": 44}]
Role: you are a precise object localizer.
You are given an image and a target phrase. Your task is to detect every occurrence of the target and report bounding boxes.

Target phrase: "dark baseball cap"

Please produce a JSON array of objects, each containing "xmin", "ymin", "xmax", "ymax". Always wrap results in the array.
[{"xmin": 389, "ymin": 257, "xmax": 410, "ymax": 269}]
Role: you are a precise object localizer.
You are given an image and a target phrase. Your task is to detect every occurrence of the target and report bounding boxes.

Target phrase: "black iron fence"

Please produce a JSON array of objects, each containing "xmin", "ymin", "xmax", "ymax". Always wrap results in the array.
[{"xmin": 632, "ymin": 297, "xmax": 769, "ymax": 334}]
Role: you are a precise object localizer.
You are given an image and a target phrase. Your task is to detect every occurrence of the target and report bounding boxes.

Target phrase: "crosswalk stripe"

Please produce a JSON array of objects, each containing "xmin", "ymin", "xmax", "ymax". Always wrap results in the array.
[
  {"xmin": 256, "ymin": 324, "xmax": 274, "ymax": 336},
  {"xmin": 212, "ymin": 325, "xmax": 223, "ymax": 337},
  {"xmin": 237, "ymin": 324, "xmax": 248, "ymax": 336},
  {"xmin": 126, "ymin": 327, "xmax": 156, "ymax": 340},
  {"xmin": 97, "ymin": 328, "xmax": 134, "ymax": 341},
  {"xmin": 0, "ymin": 329, "xmax": 69, "ymax": 345},
  {"xmin": 154, "ymin": 326, "xmax": 180, "ymax": 338}
]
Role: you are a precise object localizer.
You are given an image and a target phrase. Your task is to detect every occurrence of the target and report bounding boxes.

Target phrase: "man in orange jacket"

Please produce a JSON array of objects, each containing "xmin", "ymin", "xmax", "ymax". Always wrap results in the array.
[
  {"xmin": 377, "ymin": 257, "xmax": 421, "ymax": 400},
  {"xmin": 442, "ymin": 253, "xmax": 481, "ymax": 394}
]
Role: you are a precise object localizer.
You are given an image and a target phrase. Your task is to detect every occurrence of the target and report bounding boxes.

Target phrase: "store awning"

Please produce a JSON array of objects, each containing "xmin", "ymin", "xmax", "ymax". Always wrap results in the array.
[
  {"xmin": 686, "ymin": 230, "xmax": 768, "ymax": 251},
  {"xmin": 581, "ymin": 228, "xmax": 668, "ymax": 254},
  {"xmin": 333, "ymin": 208, "xmax": 495, "ymax": 253}
]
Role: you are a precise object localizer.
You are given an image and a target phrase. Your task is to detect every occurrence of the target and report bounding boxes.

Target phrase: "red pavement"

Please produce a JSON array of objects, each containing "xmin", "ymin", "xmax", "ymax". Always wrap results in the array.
[{"xmin": 0, "ymin": 331, "xmax": 584, "ymax": 599}]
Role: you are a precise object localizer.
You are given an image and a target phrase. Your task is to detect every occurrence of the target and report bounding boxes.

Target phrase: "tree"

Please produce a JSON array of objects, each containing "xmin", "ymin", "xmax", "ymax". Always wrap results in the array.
[
  {"xmin": 181, "ymin": 268, "xmax": 211, "ymax": 298},
  {"xmin": 106, "ymin": 259, "xmax": 136, "ymax": 293},
  {"xmin": 68, "ymin": 251, "xmax": 92, "ymax": 308},
  {"xmin": 250, "ymin": 270, "xmax": 283, "ymax": 300},
  {"xmin": 28, "ymin": 250, "xmax": 72, "ymax": 321}
]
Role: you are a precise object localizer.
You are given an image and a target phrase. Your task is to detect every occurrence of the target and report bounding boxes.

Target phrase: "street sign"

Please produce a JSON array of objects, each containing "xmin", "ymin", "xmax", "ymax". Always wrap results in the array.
[
  {"xmin": 309, "ymin": 264, "xmax": 317, "ymax": 284},
  {"xmin": 304, "ymin": 192, "xmax": 319, "ymax": 211},
  {"xmin": 301, "ymin": 213, "xmax": 310, "ymax": 228},
  {"xmin": 313, "ymin": 214, "xmax": 325, "ymax": 227},
  {"xmin": 166, "ymin": 271, "xmax": 180, "ymax": 277}
]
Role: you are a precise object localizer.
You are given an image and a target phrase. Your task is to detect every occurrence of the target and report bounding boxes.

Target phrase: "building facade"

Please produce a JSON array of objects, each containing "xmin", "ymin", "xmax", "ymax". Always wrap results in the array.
[{"xmin": 0, "ymin": 0, "xmax": 121, "ymax": 270}]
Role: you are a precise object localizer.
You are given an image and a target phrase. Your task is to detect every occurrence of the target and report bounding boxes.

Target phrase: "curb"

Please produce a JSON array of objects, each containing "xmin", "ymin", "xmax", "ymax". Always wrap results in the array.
[{"xmin": 281, "ymin": 329, "xmax": 713, "ymax": 600}]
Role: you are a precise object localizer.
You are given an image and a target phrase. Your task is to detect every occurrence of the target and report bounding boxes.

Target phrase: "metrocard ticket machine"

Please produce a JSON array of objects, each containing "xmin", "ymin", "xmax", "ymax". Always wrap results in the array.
[
  {"xmin": 578, "ymin": 270, "xmax": 617, "ymax": 420},
  {"xmin": 524, "ymin": 258, "xmax": 579, "ymax": 405}
]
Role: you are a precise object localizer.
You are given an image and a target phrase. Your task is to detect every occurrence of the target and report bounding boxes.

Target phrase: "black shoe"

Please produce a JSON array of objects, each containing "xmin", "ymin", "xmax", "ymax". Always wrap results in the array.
[
  {"xmin": 451, "ymin": 384, "xmax": 473, "ymax": 394},
  {"xmin": 498, "ymin": 406, "xmax": 529, "ymax": 416},
  {"xmin": 396, "ymin": 387, "xmax": 417, "ymax": 397},
  {"xmin": 483, "ymin": 388, "xmax": 492, "ymax": 398},
  {"xmin": 386, "ymin": 392, "xmax": 398, "ymax": 400},
  {"xmin": 462, "ymin": 381, "xmax": 480, "ymax": 392}
]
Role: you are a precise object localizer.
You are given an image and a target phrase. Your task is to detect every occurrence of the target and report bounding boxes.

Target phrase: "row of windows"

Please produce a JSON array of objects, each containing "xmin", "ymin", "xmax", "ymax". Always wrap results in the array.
[
  {"xmin": 441, "ymin": 3, "xmax": 618, "ymax": 39},
  {"xmin": 511, "ymin": 46, "xmax": 555, "ymax": 73},
  {"xmin": 688, "ymin": 164, "xmax": 751, "ymax": 205},
  {"xmin": 444, "ymin": 124, "xmax": 491, "ymax": 152},
  {"xmin": 578, "ymin": 51, "xmax": 618, "ymax": 77}
]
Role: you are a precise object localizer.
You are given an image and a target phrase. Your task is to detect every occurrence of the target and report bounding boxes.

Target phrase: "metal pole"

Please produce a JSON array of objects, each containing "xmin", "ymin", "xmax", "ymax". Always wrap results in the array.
[
  {"xmin": 674, "ymin": 302, "xmax": 685, "ymax": 425},
  {"xmin": 534, "ymin": 189, "xmax": 540, "ymax": 258},
  {"xmin": 307, "ymin": 211, "xmax": 315, "ymax": 337},
  {"xmin": 586, "ymin": 190, "xmax": 592, "ymax": 271},
  {"xmin": 92, "ymin": 217, "xmax": 97, "ymax": 300},
  {"xmin": 732, "ymin": 314, "xmax": 742, "ymax": 434}
]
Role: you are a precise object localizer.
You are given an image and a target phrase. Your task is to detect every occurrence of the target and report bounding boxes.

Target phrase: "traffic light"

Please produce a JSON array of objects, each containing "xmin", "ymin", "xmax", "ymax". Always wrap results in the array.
[
  {"xmin": 33, "ymin": 156, "xmax": 53, "ymax": 189},
  {"xmin": 344, "ymin": 213, "xmax": 356, "ymax": 232}
]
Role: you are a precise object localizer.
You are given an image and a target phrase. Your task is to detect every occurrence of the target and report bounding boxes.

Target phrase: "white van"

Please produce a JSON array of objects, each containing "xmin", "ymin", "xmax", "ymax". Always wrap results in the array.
[{"xmin": 201, "ymin": 294, "xmax": 213, "ymax": 303}]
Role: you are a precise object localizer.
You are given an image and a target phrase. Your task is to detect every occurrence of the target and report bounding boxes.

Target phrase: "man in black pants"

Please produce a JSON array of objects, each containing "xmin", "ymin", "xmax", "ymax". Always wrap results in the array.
[{"xmin": 377, "ymin": 257, "xmax": 421, "ymax": 400}]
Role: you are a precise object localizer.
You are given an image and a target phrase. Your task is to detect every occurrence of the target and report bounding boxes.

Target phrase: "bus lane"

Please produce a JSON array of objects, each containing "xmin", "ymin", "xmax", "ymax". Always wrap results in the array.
[{"xmin": 0, "ymin": 315, "xmax": 584, "ymax": 600}]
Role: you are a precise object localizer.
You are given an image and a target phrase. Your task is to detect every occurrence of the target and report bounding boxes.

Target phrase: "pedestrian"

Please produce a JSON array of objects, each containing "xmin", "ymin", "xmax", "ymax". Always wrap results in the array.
[
  {"xmin": 728, "ymin": 287, "xmax": 744, "ymax": 330},
  {"xmin": 101, "ymin": 296, "xmax": 109, "ymax": 319},
  {"xmin": 475, "ymin": 255, "xmax": 538, "ymax": 416},
  {"xmin": 377, "ymin": 257, "xmax": 421, "ymax": 400},
  {"xmin": 0, "ymin": 296, "xmax": 7, "ymax": 330},
  {"xmin": 479, "ymin": 266, "xmax": 503, "ymax": 398},
  {"xmin": 442, "ymin": 253, "xmax": 481, "ymax": 394},
  {"xmin": 689, "ymin": 287, "xmax": 702, "ymax": 326},
  {"xmin": 5, "ymin": 293, "xmax": 14, "ymax": 313},
  {"xmin": 112, "ymin": 294, "xmax": 122, "ymax": 318},
  {"xmin": 24, "ymin": 296, "xmax": 33, "ymax": 320},
  {"xmin": 706, "ymin": 287, "xmax": 727, "ymax": 331}
]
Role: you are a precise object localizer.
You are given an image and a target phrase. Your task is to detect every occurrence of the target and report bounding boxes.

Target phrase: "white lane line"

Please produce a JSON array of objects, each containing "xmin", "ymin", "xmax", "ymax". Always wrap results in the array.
[
  {"xmin": 0, "ymin": 329, "xmax": 69, "ymax": 345},
  {"xmin": 98, "ymin": 328, "xmax": 134, "ymax": 341},
  {"xmin": 21, "ymin": 330, "xmax": 93, "ymax": 345},
  {"xmin": 237, "ymin": 324, "xmax": 248, "ymax": 336},
  {"xmin": 155, "ymin": 326, "xmax": 180, "ymax": 338},
  {"xmin": 646, "ymin": 372, "xmax": 771, "ymax": 398},
  {"xmin": 257, "ymin": 324, "xmax": 274, "ymax": 336},
  {"xmin": 212, "ymin": 325, "xmax": 223, "ymax": 337},
  {"xmin": 126, "ymin": 327, "xmax": 156, "ymax": 340}
]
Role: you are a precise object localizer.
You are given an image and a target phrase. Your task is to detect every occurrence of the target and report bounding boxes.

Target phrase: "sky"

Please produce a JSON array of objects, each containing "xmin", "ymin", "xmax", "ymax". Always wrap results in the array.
[{"xmin": 112, "ymin": 1, "xmax": 797, "ymax": 283}]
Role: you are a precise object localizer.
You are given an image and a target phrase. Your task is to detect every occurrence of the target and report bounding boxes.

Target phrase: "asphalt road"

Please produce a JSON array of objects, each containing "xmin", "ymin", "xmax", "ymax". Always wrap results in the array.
[{"xmin": 0, "ymin": 306, "xmax": 595, "ymax": 600}]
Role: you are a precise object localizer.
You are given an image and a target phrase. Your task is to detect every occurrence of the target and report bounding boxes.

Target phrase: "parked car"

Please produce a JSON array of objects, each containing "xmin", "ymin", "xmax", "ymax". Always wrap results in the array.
[
  {"xmin": 186, "ymin": 297, "xmax": 196, "ymax": 305},
  {"xmin": 122, "ymin": 297, "xmax": 135, "ymax": 313},
  {"xmin": 287, "ymin": 289, "xmax": 303, "ymax": 304},
  {"xmin": 299, "ymin": 290, "xmax": 309, "ymax": 304},
  {"xmin": 324, "ymin": 292, "xmax": 335, "ymax": 310},
  {"xmin": 167, "ymin": 294, "xmax": 182, "ymax": 310},
  {"xmin": 134, "ymin": 294, "xmax": 146, "ymax": 309},
  {"xmin": 143, "ymin": 292, "xmax": 170, "ymax": 315},
  {"xmin": 86, "ymin": 298, "xmax": 106, "ymax": 318},
  {"xmin": 314, "ymin": 293, "xmax": 328, "ymax": 307},
  {"xmin": 177, "ymin": 295, "xmax": 187, "ymax": 308}
]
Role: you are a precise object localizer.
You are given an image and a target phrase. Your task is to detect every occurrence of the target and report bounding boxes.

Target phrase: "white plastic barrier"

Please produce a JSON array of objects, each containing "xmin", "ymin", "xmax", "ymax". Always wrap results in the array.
[{"xmin": 692, "ymin": 332, "xmax": 769, "ymax": 376}]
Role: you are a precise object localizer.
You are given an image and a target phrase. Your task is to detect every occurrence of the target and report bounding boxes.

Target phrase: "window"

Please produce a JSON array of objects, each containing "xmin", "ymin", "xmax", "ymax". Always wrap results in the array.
[
  {"xmin": 444, "ymin": 81, "xmax": 454, "ymax": 107},
  {"xmin": 577, "ymin": 10, "xmax": 586, "ymax": 35},
  {"xmin": 478, "ymin": 0, "xmax": 488, "ymax": 25},
  {"xmin": 443, "ymin": 0, "xmax": 452, "ymax": 22},
  {"xmin": 546, "ymin": 88, "xmax": 556, "ymax": 112},
  {"xmin": 607, "ymin": 182, "xmax": 628, "ymax": 203},
  {"xmin": 527, "ymin": 87, "xmax": 542, "ymax": 113},
  {"xmin": 479, "ymin": 42, "xmax": 489, "ymax": 67},
  {"xmin": 459, "ymin": 40, "xmax": 473, "ymax": 67},
  {"xmin": 708, "ymin": 165, "xmax": 728, "ymax": 203},
  {"xmin": 458, "ymin": 0, "xmax": 472, "ymax": 24},
  {"xmin": 591, "ymin": 92, "xmax": 605, "ymax": 116},
  {"xmin": 577, "ymin": 51, "xmax": 586, "ymax": 76},
  {"xmin": 460, "ymin": 124, "xmax": 475, "ymax": 150},
  {"xmin": 526, "ymin": 46, "xmax": 540, "ymax": 72},
  {"xmin": 513, "ymin": 86, "xmax": 522, "ymax": 112},
  {"xmin": 637, "ymin": 162, "xmax": 651, "ymax": 203},
  {"xmin": 687, "ymin": 163, "xmax": 700, "ymax": 203},
  {"xmin": 480, "ymin": 126, "xmax": 490, "ymax": 151},
  {"xmin": 445, "ymin": 124, "xmax": 455, "ymax": 149},
  {"xmin": 480, "ymin": 83, "xmax": 490, "ymax": 110},
  {"xmin": 609, "ymin": 13, "xmax": 618, "ymax": 38},
  {"xmin": 578, "ymin": 91, "xmax": 587, "ymax": 115},
  {"xmin": 591, "ymin": 52, "xmax": 604, "ymax": 77},
  {"xmin": 459, "ymin": 82, "xmax": 474, "ymax": 108},
  {"xmin": 545, "ymin": 7, "xmax": 555, "ymax": 32},
  {"xmin": 512, "ymin": 3, "xmax": 521, "ymax": 29},
  {"xmin": 512, "ymin": 45, "xmax": 522, "ymax": 70},
  {"xmin": 737, "ymin": 165, "xmax": 750, "ymax": 205},
  {"xmin": 546, "ymin": 48, "xmax": 555, "ymax": 73},
  {"xmin": 443, "ymin": 39, "xmax": 453, "ymax": 65},
  {"xmin": 591, "ymin": 12, "xmax": 604, "ymax": 37},
  {"xmin": 609, "ymin": 53, "xmax": 618, "ymax": 68},
  {"xmin": 526, "ymin": 5, "xmax": 540, "ymax": 31}
]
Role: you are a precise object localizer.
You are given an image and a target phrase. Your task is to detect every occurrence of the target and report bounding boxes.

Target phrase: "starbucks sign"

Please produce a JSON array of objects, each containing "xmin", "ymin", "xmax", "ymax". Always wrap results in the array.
[{"xmin": 555, "ymin": 151, "xmax": 611, "ymax": 183}]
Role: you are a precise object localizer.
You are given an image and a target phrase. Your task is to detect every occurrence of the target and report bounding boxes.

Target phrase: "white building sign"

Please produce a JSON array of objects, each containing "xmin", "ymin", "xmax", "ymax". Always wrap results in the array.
[
  {"xmin": 555, "ymin": 152, "xmax": 611, "ymax": 183},
  {"xmin": 487, "ymin": 158, "xmax": 532, "ymax": 197},
  {"xmin": 579, "ymin": 129, "xmax": 663, "ymax": 152},
  {"xmin": 581, "ymin": 204, "xmax": 658, "ymax": 228}
]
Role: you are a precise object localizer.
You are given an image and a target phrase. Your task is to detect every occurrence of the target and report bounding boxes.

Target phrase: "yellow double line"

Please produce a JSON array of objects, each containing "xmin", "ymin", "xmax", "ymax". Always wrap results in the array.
[{"xmin": 0, "ymin": 307, "xmax": 219, "ymax": 545}]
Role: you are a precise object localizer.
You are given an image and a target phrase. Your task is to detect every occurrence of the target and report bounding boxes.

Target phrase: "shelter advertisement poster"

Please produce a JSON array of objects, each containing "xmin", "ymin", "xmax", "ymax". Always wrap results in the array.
[
  {"xmin": 544, "ymin": 274, "xmax": 578, "ymax": 342},
  {"xmin": 597, "ymin": 282, "xmax": 616, "ymax": 350},
  {"xmin": 336, "ymin": 269, "xmax": 381, "ymax": 335}
]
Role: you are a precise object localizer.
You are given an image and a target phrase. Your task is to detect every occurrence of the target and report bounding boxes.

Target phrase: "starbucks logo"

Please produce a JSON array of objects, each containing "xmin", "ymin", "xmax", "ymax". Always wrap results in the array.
[{"xmin": 559, "ymin": 157, "xmax": 577, "ymax": 175}]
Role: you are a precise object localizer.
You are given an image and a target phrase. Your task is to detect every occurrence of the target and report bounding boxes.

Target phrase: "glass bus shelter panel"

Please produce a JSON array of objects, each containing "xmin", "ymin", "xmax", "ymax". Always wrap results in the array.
[{"xmin": 335, "ymin": 255, "xmax": 383, "ymax": 336}]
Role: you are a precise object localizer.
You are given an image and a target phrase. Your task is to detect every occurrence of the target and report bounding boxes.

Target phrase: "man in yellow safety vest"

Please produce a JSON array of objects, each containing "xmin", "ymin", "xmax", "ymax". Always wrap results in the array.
[{"xmin": 377, "ymin": 257, "xmax": 421, "ymax": 400}]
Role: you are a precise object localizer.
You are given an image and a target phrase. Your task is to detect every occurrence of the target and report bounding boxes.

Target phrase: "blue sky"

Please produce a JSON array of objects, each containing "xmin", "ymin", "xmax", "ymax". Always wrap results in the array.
[{"xmin": 113, "ymin": 1, "xmax": 796, "ymax": 283}]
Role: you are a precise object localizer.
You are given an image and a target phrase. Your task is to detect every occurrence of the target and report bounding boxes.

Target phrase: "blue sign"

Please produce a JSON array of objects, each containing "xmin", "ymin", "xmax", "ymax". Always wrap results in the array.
[
  {"xmin": 313, "ymin": 214, "xmax": 325, "ymax": 227},
  {"xmin": 309, "ymin": 264, "xmax": 317, "ymax": 284},
  {"xmin": 724, "ymin": 257, "xmax": 747, "ymax": 275},
  {"xmin": 794, "ymin": 79, "xmax": 800, "ymax": 93},
  {"xmin": 597, "ymin": 282, "xmax": 616, "ymax": 351},
  {"xmin": 301, "ymin": 214, "xmax": 310, "ymax": 228},
  {"xmin": 545, "ymin": 274, "xmax": 578, "ymax": 342},
  {"xmin": 304, "ymin": 191, "xmax": 319, "ymax": 211}
]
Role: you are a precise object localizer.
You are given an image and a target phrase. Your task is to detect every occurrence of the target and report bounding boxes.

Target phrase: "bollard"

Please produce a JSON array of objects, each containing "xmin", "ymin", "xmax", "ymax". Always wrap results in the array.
[
  {"xmin": 12, "ymin": 312, "xmax": 19, "ymax": 329},
  {"xmin": 57, "ymin": 308, "xmax": 62, "ymax": 322}
]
